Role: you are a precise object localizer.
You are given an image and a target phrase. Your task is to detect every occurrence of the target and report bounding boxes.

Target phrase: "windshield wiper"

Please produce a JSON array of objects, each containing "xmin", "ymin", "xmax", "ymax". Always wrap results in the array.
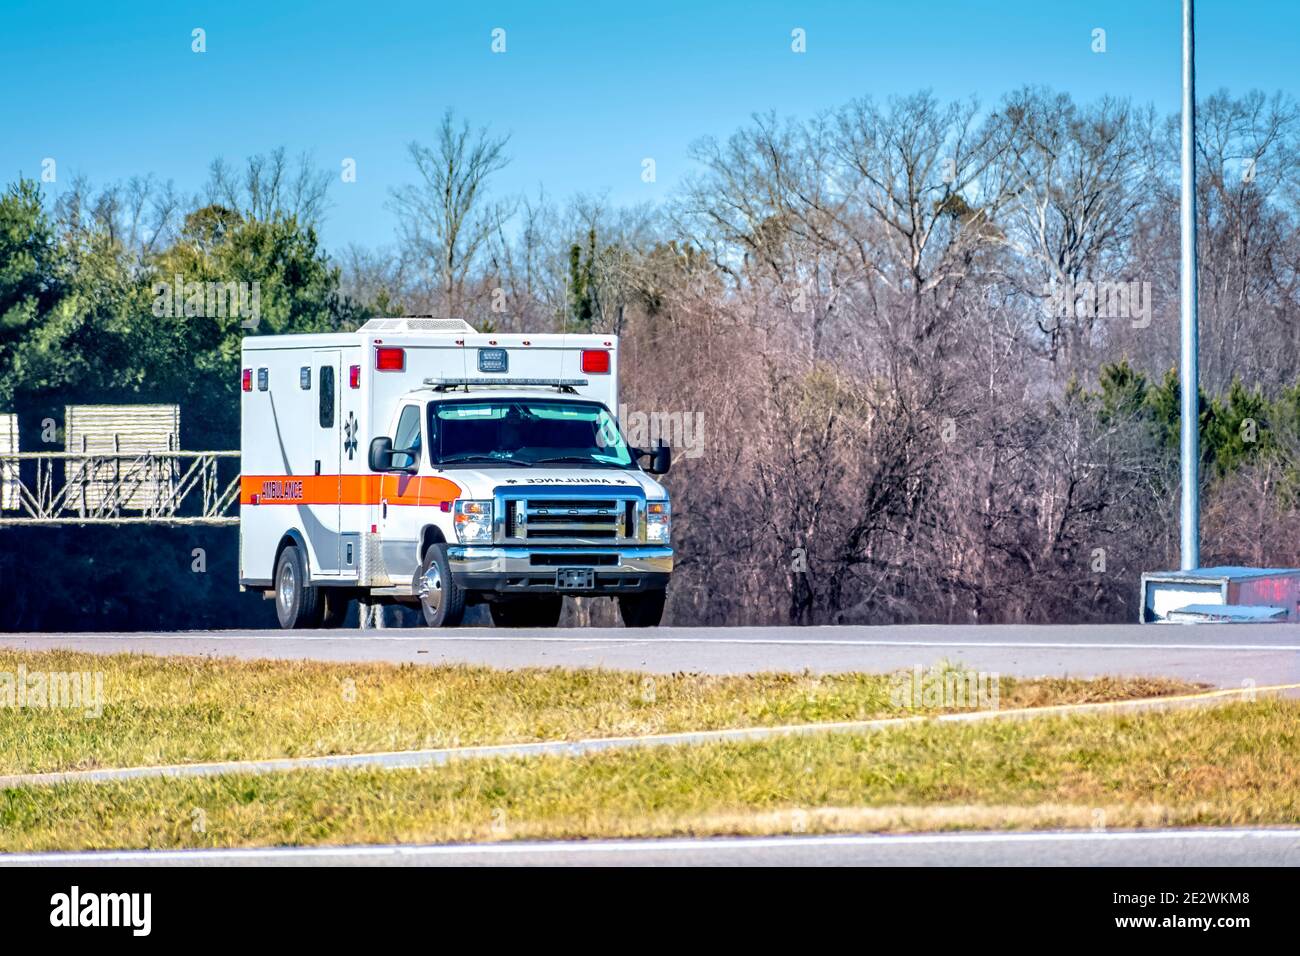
[
  {"xmin": 437, "ymin": 454, "xmax": 534, "ymax": 467},
  {"xmin": 531, "ymin": 455, "xmax": 621, "ymax": 467}
]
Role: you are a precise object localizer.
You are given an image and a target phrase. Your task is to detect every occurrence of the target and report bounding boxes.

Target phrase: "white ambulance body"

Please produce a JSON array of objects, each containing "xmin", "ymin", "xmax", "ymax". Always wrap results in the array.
[{"xmin": 239, "ymin": 318, "xmax": 672, "ymax": 629}]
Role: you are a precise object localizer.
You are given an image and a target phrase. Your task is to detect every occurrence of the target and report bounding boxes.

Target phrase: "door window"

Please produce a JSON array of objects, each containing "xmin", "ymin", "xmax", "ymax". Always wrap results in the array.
[
  {"xmin": 393, "ymin": 405, "xmax": 422, "ymax": 469},
  {"xmin": 319, "ymin": 365, "xmax": 335, "ymax": 428}
]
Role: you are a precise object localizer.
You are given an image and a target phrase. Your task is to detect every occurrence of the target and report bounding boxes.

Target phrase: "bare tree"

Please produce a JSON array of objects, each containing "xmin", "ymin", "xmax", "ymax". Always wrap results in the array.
[
  {"xmin": 1190, "ymin": 90, "xmax": 1300, "ymax": 392},
  {"xmin": 483, "ymin": 188, "xmax": 564, "ymax": 330},
  {"xmin": 830, "ymin": 92, "xmax": 1016, "ymax": 363},
  {"xmin": 204, "ymin": 147, "xmax": 332, "ymax": 226},
  {"xmin": 50, "ymin": 174, "xmax": 183, "ymax": 266},
  {"xmin": 681, "ymin": 112, "xmax": 856, "ymax": 362},
  {"xmin": 390, "ymin": 110, "xmax": 512, "ymax": 318},
  {"xmin": 337, "ymin": 242, "xmax": 408, "ymax": 316},
  {"xmin": 994, "ymin": 89, "xmax": 1159, "ymax": 370}
]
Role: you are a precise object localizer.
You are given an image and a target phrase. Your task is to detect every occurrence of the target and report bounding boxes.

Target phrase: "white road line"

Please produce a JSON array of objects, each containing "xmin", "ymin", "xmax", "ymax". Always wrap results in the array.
[
  {"xmin": 3, "ymin": 829, "xmax": 1298, "ymax": 864},
  {"xmin": 9, "ymin": 635, "xmax": 1300, "ymax": 651}
]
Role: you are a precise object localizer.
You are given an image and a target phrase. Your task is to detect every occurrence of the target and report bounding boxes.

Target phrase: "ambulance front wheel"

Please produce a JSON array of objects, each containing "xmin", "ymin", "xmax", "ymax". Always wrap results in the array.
[
  {"xmin": 417, "ymin": 544, "xmax": 466, "ymax": 627},
  {"xmin": 274, "ymin": 544, "xmax": 324, "ymax": 629}
]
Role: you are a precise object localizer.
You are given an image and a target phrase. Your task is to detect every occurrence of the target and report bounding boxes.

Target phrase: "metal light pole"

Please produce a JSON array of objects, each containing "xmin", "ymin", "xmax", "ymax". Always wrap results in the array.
[{"xmin": 1180, "ymin": 0, "xmax": 1200, "ymax": 570}]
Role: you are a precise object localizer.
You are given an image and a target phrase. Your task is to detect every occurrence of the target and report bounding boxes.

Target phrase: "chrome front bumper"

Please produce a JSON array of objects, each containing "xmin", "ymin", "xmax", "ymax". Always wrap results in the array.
[{"xmin": 447, "ymin": 545, "xmax": 673, "ymax": 576}]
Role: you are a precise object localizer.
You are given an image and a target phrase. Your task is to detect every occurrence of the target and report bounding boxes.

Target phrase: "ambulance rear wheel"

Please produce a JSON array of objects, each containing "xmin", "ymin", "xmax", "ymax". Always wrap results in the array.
[
  {"xmin": 274, "ymin": 544, "xmax": 323, "ymax": 629},
  {"xmin": 489, "ymin": 595, "xmax": 562, "ymax": 628},
  {"xmin": 619, "ymin": 589, "xmax": 666, "ymax": 627},
  {"xmin": 417, "ymin": 544, "xmax": 465, "ymax": 627}
]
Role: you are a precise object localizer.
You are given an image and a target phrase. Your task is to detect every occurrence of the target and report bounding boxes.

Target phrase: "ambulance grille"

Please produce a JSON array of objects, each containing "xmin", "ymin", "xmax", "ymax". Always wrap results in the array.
[
  {"xmin": 523, "ymin": 498, "xmax": 621, "ymax": 539},
  {"xmin": 499, "ymin": 493, "xmax": 641, "ymax": 543}
]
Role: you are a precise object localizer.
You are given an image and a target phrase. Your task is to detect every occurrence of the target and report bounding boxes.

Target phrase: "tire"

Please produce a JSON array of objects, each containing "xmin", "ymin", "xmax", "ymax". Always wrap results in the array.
[
  {"xmin": 489, "ymin": 595, "xmax": 563, "ymax": 628},
  {"xmin": 274, "ymin": 544, "xmax": 323, "ymax": 629},
  {"xmin": 416, "ymin": 543, "xmax": 466, "ymax": 627},
  {"xmin": 320, "ymin": 588, "xmax": 354, "ymax": 628},
  {"xmin": 619, "ymin": 589, "xmax": 666, "ymax": 628}
]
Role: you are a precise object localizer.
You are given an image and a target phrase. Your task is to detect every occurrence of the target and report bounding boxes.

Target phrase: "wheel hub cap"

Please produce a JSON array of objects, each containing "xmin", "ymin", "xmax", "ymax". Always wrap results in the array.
[
  {"xmin": 419, "ymin": 563, "xmax": 443, "ymax": 612},
  {"xmin": 278, "ymin": 563, "xmax": 294, "ymax": 608}
]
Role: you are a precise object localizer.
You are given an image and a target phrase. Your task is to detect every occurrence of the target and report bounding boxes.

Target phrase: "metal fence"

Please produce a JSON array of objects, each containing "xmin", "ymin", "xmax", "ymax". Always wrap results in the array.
[{"xmin": 0, "ymin": 450, "xmax": 240, "ymax": 526}]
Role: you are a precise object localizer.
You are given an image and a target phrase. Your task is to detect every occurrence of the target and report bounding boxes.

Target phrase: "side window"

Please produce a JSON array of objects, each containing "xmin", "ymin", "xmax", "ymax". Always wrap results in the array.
[
  {"xmin": 319, "ymin": 365, "xmax": 335, "ymax": 428},
  {"xmin": 393, "ymin": 405, "xmax": 422, "ymax": 469}
]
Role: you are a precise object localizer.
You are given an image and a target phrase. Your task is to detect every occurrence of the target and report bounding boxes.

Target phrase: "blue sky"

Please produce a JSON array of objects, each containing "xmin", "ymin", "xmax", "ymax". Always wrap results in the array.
[{"xmin": 2, "ymin": 1, "xmax": 1297, "ymax": 252}]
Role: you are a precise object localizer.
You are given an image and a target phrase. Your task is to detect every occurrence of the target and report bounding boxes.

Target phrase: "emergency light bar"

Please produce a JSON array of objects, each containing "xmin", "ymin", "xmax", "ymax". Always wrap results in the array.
[{"xmin": 424, "ymin": 377, "xmax": 589, "ymax": 390}]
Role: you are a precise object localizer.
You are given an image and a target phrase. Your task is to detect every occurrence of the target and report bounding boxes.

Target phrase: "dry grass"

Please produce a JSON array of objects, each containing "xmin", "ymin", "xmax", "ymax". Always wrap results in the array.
[
  {"xmin": 1, "ymin": 698, "xmax": 1294, "ymax": 852},
  {"xmin": 0, "ymin": 650, "xmax": 1198, "ymax": 775}
]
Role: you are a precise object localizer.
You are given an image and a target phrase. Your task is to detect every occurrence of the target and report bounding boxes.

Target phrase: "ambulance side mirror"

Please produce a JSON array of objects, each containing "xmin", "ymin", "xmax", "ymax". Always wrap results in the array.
[
  {"xmin": 369, "ymin": 436, "xmax": 415, "ymax": 474},
  {"xmin": 369, "ymin": 437, "xmax": 394, "ymax": 472},
  {"xmin": 650, "ymin": 441, "xmax": 672, "ymax": 475},
  {"xmin": 634, "ymin": 440, "xmax": 672, "ymax": 476}
]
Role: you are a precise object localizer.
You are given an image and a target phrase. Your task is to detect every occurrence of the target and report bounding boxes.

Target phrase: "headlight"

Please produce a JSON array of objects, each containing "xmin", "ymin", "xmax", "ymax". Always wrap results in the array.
[
  {"xmin": 646, "ymin": 500, "xmax": 670, "ymax": 544},
  {"xmin": 453, "ymin": 499, "xmax": 494, "ymax": 544}
]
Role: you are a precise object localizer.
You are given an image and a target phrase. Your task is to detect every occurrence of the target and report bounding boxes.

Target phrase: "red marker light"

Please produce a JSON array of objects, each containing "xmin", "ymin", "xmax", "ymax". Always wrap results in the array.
[
  {"xmin": 242, "ymin": 368, "xmax": 253, "ymax": 392},
  {"xmin": 375, "ymin": 347, "xmax": 405, "ymax": 371},
  {"xmin": 349, "ymin": 364, "xmax": 361, "ymax": 388},
  {"xmin": 581, "ymin": 349, "xmax": 610, "ymax": 374}
]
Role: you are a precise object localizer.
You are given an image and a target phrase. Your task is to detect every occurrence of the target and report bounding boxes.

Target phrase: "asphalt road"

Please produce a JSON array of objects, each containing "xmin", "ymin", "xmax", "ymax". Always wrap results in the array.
[
  {"xmin": 4, "ymin": 830, "xmax": 1298, "ymax": 867},
  {"xmin": 2, "ymin": 624, "xmax": 1299, "ymax": 687}
]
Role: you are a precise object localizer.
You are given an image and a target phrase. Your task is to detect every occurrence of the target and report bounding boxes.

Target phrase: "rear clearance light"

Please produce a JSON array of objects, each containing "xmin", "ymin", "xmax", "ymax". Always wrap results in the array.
[
  {"xmin": 581, "ymin": 349, "xmax": 610, "ymax": 374},
  {"xmin": 349, "ymin": 364, "xmax": 361, "ymax": 388},
  {"xmin": 375, "ymin": 347, "xmax": 405, "ymax": 371},
  {"xmin": 241, "ymin": 368, "xmax": 252, "ymax": 392}
]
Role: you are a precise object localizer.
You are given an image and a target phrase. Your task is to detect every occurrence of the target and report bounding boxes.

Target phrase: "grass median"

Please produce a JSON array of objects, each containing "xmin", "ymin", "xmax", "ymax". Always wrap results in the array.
[
  {"xmin": 0, "ymin": 699, "xmax": 1295, "ymax": 852},
  {"xmin": 0, "ymin": 650, "xmax": 1198, "ymax": 776}
]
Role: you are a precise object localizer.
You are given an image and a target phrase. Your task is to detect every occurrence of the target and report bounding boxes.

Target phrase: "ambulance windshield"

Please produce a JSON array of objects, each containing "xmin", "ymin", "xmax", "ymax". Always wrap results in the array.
[{"xmin": 429, "ymin": 399, "xmax": 634, "ymax": 469}]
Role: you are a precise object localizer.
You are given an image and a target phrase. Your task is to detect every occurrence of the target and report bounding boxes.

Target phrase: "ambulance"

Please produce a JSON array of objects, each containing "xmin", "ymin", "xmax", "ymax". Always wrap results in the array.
[{"xmin": 238, "ymin": 317, "xmax": 672, "ymax": 629}]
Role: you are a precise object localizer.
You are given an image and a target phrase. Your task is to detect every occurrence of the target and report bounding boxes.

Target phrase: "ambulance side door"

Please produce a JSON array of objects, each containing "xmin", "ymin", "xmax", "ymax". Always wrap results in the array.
[
  {"xmin": 379, "ymin": 402, "xmax": 425, "ymax": 585},
  {"xmin": 309, "ymin": 349, "xmax": 343, "ymax": 575}
]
